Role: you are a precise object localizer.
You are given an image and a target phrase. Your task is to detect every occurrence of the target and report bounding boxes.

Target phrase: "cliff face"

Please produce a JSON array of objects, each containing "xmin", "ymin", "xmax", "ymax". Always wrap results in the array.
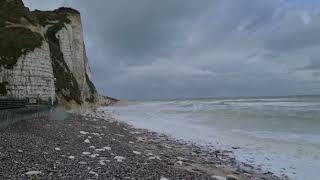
[{"xmin": 0, "ymin": 0, "xmax": 97, "ymax": 109}]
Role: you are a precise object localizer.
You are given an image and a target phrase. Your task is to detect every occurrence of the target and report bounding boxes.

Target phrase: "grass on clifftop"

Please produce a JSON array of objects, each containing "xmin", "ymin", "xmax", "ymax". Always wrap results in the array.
[
  {"xmin": 0, "ymin": 0, "xmax": 38, "ymax": 27},
  {"xmin": 0, "ymin": 0, "xmax": 43, "ymax": 69},
  {"xmin": 0, "ymin": 27, "xmax": 43, "ymax": 69}
]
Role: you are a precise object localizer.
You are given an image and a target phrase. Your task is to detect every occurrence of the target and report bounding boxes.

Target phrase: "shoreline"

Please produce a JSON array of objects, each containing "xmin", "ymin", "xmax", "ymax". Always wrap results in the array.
[{"xmin": 0, "ymin": 109, "xmax": 286, "ymax": 180}]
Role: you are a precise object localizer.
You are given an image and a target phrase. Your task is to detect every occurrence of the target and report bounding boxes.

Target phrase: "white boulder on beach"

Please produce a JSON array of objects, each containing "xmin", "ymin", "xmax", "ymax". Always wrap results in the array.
[
  {"xmin": 25, "ymin": 171, "xmax": 42, "ymax": 176},
  {"xmin": 133, "ymin": 151, "xmax": 141, "ymax": 155},
  {"xmin": 114, "ymin": 156, "xmax": 126, "ymax": 162}
]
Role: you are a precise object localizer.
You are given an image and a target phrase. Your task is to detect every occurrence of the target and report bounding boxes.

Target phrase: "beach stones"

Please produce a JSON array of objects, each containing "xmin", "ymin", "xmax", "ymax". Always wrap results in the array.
[
  {"xmin": 226, "ymin": 175, "xmax": 239, "ymax": 180},
  {"xmin": 176, "ymin": 160, "xmax": 183, "ymax": 165},
  {"xmin": 25, "ymin": 171, "xmax": 42, "ymax": 176},
  {"xmin": 211, "ymin": 176, "xmax": 227, "ymax": 180},
  {"xmin": 82, "ymin": 152, "xmax": 91, "ymax": 155},
  {"xmin": 78, "ymin": 161, "xmax": 87, "ymax": 165},
  {"xmin": 68, "ymin": 156, "xmax": 75, "ymax": 160},
  {"xmin": 148, "ymin": 156, "xmax": 162, "ymax": 160},
  {"xmin": 133, "ymin": 151, "xmax": 141, "ymax": 155},
  {"xmin": 114, "ymin": 156, "xmax": 126, "ymax": 162},
  {"xmin": 99, "ymin": 159, "xmax": 109, "ymax": 165},
  {"xmin": 80, "ymin": 131, "xmax": 89, "ymax": 135},
  {"xmin": 0, "ymin": 111, "xmax": 282, "ymax": 180},
  {"xmin": 89, "ymin": 170, "xmax": 99, "ymax": 177},
  {"xmin": 89, "ymin": 154, "xmax": 99, "ymax": 158},
  {"xmin": 103, "ymin": 146, "xmax": 112, "ymax": 151}
]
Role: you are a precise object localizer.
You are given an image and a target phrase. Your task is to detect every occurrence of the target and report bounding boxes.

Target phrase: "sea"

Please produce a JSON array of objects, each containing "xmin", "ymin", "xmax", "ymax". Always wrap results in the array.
[{"xmin": 105, "ymin": 96, "xmax": 320, "ymax": 180}]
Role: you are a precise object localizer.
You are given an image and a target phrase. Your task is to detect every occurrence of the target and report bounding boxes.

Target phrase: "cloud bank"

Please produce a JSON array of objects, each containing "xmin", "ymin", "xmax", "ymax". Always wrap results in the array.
[{"xmin": 24, "ymin": 0, "xmax": 320, "ymax": 99}]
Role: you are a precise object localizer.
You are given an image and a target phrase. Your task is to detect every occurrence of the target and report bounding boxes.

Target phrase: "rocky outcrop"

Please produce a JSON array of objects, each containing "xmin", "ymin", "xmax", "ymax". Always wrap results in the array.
[
  {"xmin": 0, "ymin": 0, "xmax": 97, "ymax": 109},
  {"xmin": 97, "ymin": 95, "xmax": 119, "ymax": 106}
]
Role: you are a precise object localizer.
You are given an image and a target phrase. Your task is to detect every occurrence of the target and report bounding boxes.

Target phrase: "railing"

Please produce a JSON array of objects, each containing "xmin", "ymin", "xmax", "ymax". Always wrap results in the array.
[
  {"xmin": 0, "ymin": 96, "xmax": 68, "ymax": 129},
  {"xmin": 0, "ymin": 96, "xmax": 56, "ymax": 109},
  {"xmin": 0, "ymin": 106, "xmax": 49, "ymax": 128},
  {"xmin": 0, "ymin": 105, "xmax": 69, "ymax": 129},
  {"xmin": 0, "ymin": 97, "xmax": 27, "ymax": 109}
]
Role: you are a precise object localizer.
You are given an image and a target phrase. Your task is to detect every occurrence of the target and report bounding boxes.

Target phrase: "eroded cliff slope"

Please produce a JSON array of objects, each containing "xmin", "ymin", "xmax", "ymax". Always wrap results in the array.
[{"xmin": 0, "ymin": 0, "xmax": 97, "ymax": 109}]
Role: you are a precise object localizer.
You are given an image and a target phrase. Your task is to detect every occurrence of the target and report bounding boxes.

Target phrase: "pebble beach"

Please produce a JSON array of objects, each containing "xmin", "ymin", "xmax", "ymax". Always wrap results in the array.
[{"xmin": 0, "ymin": 109, "xmax": 286, "ymax": 180}]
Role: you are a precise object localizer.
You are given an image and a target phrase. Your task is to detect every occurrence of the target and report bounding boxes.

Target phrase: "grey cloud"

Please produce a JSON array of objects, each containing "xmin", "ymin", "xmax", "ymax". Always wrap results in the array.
[
  {"xmin": 24, "ymin": 0, "xmax": 320, "ymax": 99},
  {"xmin": 77, "ymin": 0, "xmax": 214, "ymax": 64},
  {"xmin": 262, "ymin": 12, "xmax": 320, "ymax": 52},
  {"xmin": 302, "ymin": 56, "xmax": 320, "ymax": 70},
  {"xmin": 313, "ymin": 72, "xmax": 320, "ymax": 77}
]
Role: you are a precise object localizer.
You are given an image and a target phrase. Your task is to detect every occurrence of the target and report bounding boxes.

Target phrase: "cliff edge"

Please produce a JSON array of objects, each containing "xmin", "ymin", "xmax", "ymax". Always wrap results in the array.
[{"xmin": 0, "ymin": 0, "xmax": 98, "ymax": 109}]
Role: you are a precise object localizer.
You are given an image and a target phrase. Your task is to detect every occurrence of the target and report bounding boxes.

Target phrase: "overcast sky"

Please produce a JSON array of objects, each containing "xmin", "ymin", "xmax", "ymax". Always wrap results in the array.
[{"xmin": 23, "ymin": 0, "xmax": 320, "ymax": 100}]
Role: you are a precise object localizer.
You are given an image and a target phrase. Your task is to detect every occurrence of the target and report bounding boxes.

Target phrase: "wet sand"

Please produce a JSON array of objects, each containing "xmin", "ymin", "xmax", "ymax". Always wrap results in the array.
[{"xmin": 0, "ymin": 109, "xmax": 286, "ymax": 180}]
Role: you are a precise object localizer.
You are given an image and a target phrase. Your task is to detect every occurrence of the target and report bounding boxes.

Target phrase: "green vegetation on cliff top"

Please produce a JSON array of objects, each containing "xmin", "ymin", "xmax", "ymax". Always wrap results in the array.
[{"xmin": 0, "ymin": 0, "xmax": 43, "ymax": 69}]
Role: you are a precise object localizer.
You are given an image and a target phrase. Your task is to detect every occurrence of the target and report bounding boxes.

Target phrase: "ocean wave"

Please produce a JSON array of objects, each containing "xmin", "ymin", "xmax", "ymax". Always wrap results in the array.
[{"xmin": 107, "ymin": 96, "xmax": 320, "ymax": 180}]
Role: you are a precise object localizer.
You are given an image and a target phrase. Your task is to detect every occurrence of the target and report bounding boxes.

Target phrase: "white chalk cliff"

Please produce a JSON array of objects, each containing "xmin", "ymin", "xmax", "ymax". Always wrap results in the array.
[{"xmin": 0, "ymin": 0, "xmax": 98, "ymax": 109}]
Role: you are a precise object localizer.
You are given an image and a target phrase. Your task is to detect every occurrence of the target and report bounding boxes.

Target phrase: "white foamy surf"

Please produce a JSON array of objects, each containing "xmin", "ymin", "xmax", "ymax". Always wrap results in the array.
[{"xmin": 104, "ymin": 96, "xmax": 320, "ymax": 180}]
